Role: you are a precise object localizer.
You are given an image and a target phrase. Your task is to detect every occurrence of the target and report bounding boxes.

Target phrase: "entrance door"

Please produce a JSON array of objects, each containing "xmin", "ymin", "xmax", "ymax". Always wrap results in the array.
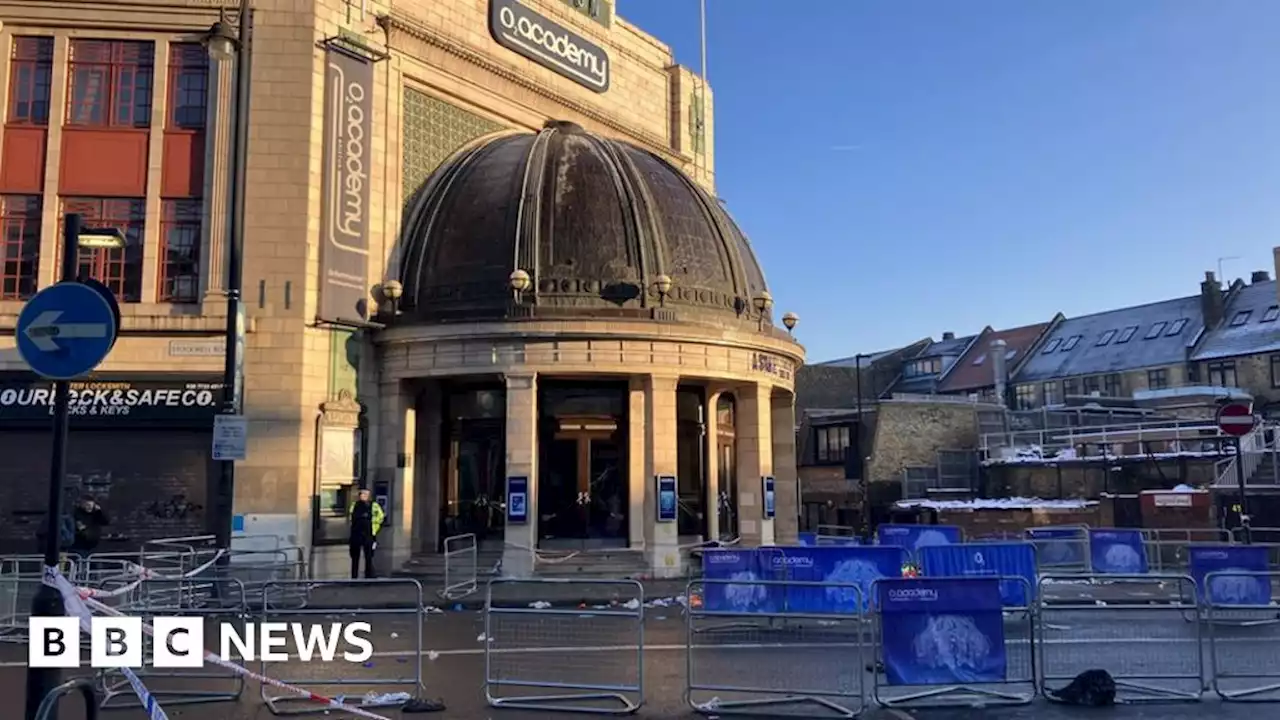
[
  {"xmin": 442, "ymin": 420, "xmax": 505, "ymax": 547},
  {"xmin": 539, "ymin": 420, "xmax": 628, "ymax": 549},
  {"xmin": 717, "ymin": 440, "xmax": 739, "ymax": 540}
]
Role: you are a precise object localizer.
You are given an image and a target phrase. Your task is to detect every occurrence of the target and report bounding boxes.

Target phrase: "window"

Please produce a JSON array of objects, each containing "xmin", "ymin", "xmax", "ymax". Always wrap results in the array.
[
  {"xmin": 972, "ymin": 353, "xmax": 986, "ymax": 366},
  {"xmin": 1271, "ymin": 356, "xmax": 1280, "ymax": 389},
  {"xmin": 158, "ymin": 199, "xmax": 201, "ymax": 302},
  {"xmin": 1103, "ymin": 373, "xmax": 1122, "ymax": 397},
  {"xmin": 1147, "ymin": 368, "xmax": 1168, "ymax": 390},
  {"xmin": 1062, "ymin": 378, "xmax": 1078, "ymax": 397},
  {"xmin": 0, "ymin": 196, "xmax": 40, "ymax": 300},
  {"xmin": 1061, "ymin": 335, "xmax": 1081, "ymax": 351},
  {"xmin": 66, "ymin": 40, "xmax": 154, "ymax": 127},
  {"xmin": 1040, "ymin": 338, "xmax": 1061, "ymax": 354},
  {"xmin": 1014, "ymin": 384, "xmax": 1037, "ymax": 410},
  {"xmin": 1096, "ymin": 329, "xmax": 1116, "ymax": 346},
  {"xmin": 1005, "ymin": 349, "xmax": 1017, "ymax": 360},
  {"xmin": 815, "ymin": 426, "xmax": 850, "ymax": 464},
  {"xmin": 1042, "ymin": 382, "xmax": 1060, "ymax": 405},
  {"xmin": 1082, "ymin": 376, "xmax": 1100, "ymax": 395},
  {"xmin": 905, "ymin": 358, "xmax": 941, "ymax": 377},
  {"xmin": 1146, "ymin": 321, "xmax": 1167, "ymax": 339},
  {"xmin": 1166, "ymin": 318, "xmax": 1188, "ymax": 335},
  {"xmin": 1116, "ymin": 326, "xmax": 1138, "ymax": 343},
  {"xmin": 1230, "ymin": 311, "xmax": 1251, "ymax": 327},
  {"xmin": 167, "ymin": 43, "xmax": 208, "ymax": 129},
  {"xmin": 1263, "ymin": 306, "xmax": 1280, "ymax": 323},
  {"xmin": 61, "ymin": 197, "xmax": 144, "ymax": 302},
  {"xmin": 8, "ymin": 37, "xmax": 54, "ymax": 126},
  {"xmin": 1208, "ymin": 361, "xmax": 1238, "ymax": 389}
]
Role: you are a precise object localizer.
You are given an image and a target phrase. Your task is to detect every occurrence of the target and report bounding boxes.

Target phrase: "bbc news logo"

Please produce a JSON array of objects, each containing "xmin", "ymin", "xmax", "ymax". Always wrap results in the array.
[{"xmin": 29, "ymin": 617, "xmax": 374, "ymax": 668}]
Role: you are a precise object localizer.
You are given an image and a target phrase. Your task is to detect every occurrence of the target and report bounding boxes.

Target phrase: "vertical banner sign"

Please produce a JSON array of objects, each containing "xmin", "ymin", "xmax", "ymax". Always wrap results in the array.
[
  {"xmin": 656, "ymin": 475, "xmax": 677, "ymax": 522},
  {"xmin": 319, "ymin": 46, "xmax": 373, "ymax": 325},
  {"xmin": 506, "ymin": 476, "xmax": 528, "ymax": 524},
  {"xmin": 878, "ymin": 577, "xmax": 1007, "ymax": 686},
  {"xmin": 762, "ymin": 476, "xmax": 776, "ymax": 519}
]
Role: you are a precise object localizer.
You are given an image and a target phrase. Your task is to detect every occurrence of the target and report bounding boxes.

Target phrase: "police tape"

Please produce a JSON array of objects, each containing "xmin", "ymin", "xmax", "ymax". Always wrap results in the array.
[
  {"xmin": 53, "ymin": 569, "xmax": 171, "ymax": 720},
  {"xmin": 45, "ymin": 568, "xmax": 394, "ymax": 720},
  {"xmin": 72, "ymin": 550, "xmax": 227, "ymax": 600}
]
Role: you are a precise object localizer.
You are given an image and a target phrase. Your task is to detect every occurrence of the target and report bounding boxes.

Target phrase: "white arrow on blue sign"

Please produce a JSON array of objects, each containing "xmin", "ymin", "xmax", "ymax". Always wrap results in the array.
[{"xmin": 15, "ymin": 281, "xmax": 119, "ymax": 380}]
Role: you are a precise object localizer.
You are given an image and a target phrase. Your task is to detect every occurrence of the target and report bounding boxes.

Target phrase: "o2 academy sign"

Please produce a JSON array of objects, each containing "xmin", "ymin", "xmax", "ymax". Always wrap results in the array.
[{"xmin": 490, "ymin": 0, "xmax": 610, "ymax": 93}]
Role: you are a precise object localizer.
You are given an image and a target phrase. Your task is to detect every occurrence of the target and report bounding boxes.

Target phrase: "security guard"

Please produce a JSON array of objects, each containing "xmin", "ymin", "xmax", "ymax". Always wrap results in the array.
[{"xmin": 347, "ymin": 488, "xmax": 385, "ymax": 579}]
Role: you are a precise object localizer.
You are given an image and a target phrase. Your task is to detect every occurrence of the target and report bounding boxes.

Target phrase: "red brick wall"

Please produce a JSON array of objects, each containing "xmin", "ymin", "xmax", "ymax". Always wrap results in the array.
[{"xmin": 935, "ymin": 499, "xmax": 1114, "ymax": 539}]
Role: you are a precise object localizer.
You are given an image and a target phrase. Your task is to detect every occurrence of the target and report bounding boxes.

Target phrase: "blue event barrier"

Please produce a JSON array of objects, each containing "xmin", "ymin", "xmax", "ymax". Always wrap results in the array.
[
  {"xmin": 1088, "ymin": 528, "xmax": 1149, "ymax": 574},
  {"xmin": 798, "ymin": 532, "xmax": 861, "ymax": 547},
  {"xmin": 878, "ymin": 577, "xmax": 1007, "ymax": 685},
  {"xmin": 1025, "ymin": 527, "xmax": 1087, "ymax": 567},
  {"xmin": 701, "ymin": 546, "xmax": 907, "ymax": 613},
  {"xmin": 1188, "ymin": 544, "xmax": 1273, "ymax": 605},
  {"xmin": 917, "ymin": 543, "xmax": 1038, "ymax": 607},
  {"xmin": 877, "ymin": 525, "xmax": 962, "ymax": 553}
]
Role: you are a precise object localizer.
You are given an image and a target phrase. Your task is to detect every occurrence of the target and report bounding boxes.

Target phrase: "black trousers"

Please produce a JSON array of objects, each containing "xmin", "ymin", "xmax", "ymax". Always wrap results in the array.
[{"xmin": 349, "ymin": 536, "xmax": 376, "ymax": 579}]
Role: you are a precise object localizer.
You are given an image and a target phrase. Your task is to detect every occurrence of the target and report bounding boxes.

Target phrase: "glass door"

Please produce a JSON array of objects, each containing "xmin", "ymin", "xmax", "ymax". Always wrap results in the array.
[
  {"xmin": 717, "ymin": 441, "xmax": 739, "ymax": 540},
  {"xmin": 586, "ymin": 437, "xmax": 627, "ymax": 546}
]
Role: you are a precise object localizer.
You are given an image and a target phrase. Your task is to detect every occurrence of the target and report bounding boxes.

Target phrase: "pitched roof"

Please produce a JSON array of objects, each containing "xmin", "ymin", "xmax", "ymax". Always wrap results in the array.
[
  {"xmin": 1011, "ymin": 295, "xmax": 1202, "ymax": 383},
  {"xmin": 1191, "ymin": 280, "xmax": 1280, "ymax": 362},
  {"xmin": 888, "ymin": 334, "xmax": 979, "ymax": 395},
  {"xmin": 937, "ymin": 320, "xmax": 1054, "ymax": 393}
]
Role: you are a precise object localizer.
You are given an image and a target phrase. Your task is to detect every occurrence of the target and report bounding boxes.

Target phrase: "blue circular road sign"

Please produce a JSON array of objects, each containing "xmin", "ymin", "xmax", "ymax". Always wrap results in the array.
[{"xmin": 15, "ymin": 281, "xmax": 119, "ymax": 380}]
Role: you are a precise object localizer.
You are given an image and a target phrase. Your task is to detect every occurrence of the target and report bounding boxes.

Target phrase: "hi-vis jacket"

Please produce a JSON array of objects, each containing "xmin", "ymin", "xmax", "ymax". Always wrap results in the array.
[{"xmin": 347, "ymin": 498, "xmax": 385, "ymax": 537}]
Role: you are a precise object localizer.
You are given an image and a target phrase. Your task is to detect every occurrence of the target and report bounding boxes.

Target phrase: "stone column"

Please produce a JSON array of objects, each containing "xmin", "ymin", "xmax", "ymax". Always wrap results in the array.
[
  {"xmin": 736, "ymin": 383, "xmax": 774, "ymax": 546},
  {"xmin": 627, "ymin": 377, "xmax": 647, "ymax": 549},
  {"xmin": 704, "ymin": 389, "xmax": 722, "ymax": 542},
  {"xmin": 377, "ymin": 379, "xmax": 417, "ymax": 572},
  {"xmin": 771, "ymin": 391, "xmax": 799, "ymax": 545},
  {"xmin": 502, "ymin": 374, "xmax": 538, "ymax": 577},
  {"xmin": 644, "ymin": 375, "xmax": 681, "ymax": 576},
  {"xmin": 416, "ymin": 382, "xmax": 442, "ymax": 554}
]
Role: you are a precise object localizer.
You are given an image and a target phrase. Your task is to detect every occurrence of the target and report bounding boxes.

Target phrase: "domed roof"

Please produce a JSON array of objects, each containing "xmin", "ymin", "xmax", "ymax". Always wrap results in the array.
[{"xmin": 396, "ymin": 120, "xmax": 774, "ymax": 329}]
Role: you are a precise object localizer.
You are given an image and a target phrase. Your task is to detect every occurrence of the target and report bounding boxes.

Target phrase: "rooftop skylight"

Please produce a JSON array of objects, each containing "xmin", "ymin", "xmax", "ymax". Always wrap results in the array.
[{"xmin": 1165, "ymin": 318, "xmax": 1188, "ymax": 336}]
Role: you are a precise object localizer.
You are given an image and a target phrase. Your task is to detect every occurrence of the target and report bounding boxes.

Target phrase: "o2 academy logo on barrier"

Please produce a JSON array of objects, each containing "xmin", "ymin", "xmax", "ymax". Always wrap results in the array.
[
  {"xmin": 490, "ymin": 0, "xmax": 610, "ymax": 92},
  {"xmin": 0, "ymin": 378, "xmax": 224, "ymax": 421}
]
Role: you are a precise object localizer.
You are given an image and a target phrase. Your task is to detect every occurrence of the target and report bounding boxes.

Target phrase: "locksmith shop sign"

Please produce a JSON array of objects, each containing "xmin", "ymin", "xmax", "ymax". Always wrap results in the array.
[
  {"xmin": 319, "ymin": 45, "xmax": 374, "ymax": 325},
  {"xmin": 490, "ymin": 0, "xmax": 610, "ymax": 93},
  {"xmin": 0, "ymin": 376, "xmax": 224, "ymax": 425}
]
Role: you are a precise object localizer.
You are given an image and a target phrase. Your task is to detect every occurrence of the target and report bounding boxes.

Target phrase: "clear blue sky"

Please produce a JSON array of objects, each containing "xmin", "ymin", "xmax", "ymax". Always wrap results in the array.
[{"xmin": 617, "ymin": 0, "xmax": 1280, "ymax": 362}]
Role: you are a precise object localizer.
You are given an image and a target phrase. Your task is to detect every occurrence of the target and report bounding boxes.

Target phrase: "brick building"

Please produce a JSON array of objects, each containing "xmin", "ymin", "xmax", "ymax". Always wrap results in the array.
[{"xmin": 0, "ymin": 0, "xmax": 805, "ymax": 578}]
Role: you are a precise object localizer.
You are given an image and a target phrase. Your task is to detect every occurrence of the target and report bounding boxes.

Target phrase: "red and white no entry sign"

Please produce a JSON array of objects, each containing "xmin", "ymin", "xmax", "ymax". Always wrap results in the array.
[{"xmin": 1217, "ymin": 402, "xmax": 1256, "ymax": 437}]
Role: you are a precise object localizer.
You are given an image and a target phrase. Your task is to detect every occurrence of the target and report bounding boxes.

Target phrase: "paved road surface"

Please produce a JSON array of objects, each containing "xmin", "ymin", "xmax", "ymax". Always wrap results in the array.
[{"xmin": 4, "ymin": 608, "xmax": 1279, "ymax": 719}]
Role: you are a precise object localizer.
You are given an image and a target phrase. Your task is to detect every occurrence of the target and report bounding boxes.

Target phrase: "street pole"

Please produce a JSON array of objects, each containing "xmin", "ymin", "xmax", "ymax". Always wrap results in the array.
[
  {"xmin": 1235, "ymin": 436, "xmax": 1251, "ymax": 544},
  {"xmin": 854, "ymin": 354, "xmax": 866, "ymax": 537},
  {"xmin": 215, "ymin": 0, "xmax": 253, "ymax": 553},
  {"xmin": 24, "ymin": 213, "xmax": 82, "ymax": 720}
]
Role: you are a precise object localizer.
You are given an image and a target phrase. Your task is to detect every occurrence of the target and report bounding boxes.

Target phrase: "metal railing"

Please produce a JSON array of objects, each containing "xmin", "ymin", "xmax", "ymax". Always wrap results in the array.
[
  {"xmin": 983, "ymin": 415, "xmax": 1232, "ymax": 456},
  {"xmin": 1215, "ymin": 426, "xmax": 1275, "ymax": 487},
  {"xmin": 35, "ymin": 678, "xmax": 99, "ymax": 720}
]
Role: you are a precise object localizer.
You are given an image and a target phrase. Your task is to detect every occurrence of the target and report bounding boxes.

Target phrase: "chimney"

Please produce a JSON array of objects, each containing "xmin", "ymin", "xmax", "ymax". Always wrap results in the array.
[
  {"xmin": 1252, "ymin": 270, "xmax": 1270, "ymax": 284},
  {"xmin": 1201, "ymin": 271, "xmax": 1225, "ymax": 328},
  {"xmin": 991, "ymin": 339, "xmax": 1008, "ymax": 408},
  {"xmin": 942, "ymin": 331, "xmax": 955, "ymax": 341}
]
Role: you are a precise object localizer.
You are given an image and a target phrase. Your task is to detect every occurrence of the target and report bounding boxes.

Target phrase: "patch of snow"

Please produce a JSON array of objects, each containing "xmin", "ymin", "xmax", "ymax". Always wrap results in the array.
[
  {"xmin": 894, "ymin": 497, "xmax": 1096, "ymax": 511},
  {"xmin": 984, "ymin": 449, "xmax": 1230, "ymax": 467},
  {"xmin": 621, "ymin": 598, "xmax": 641, "ymax": 610},
  {"xmin": 528, "ymin": 600, "xmax": 552, "ymax": 609}
]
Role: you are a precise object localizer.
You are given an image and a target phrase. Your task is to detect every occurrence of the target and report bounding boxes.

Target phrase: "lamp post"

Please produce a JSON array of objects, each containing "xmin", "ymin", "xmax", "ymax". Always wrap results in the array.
[
  {"xmin": 205, "ymin": 0, "xmax": 254, "ymax": 553},
  {"xmin": 509, "ymin": 269, "xmax": 531, "ymax": 304},
  {"xmin": 853, "ymin": 353, "xmax": 868, "ymax": 537},
  {"xmin": 781, "ymin": 312, "xmax": 798, "ymax": 336},
  {"xmin": 753, "ymin": 291, "xmax": 773, "ymax": 331},
  {"xmin": 652, "ymin": 274, "xmax": 672, "ymax": 308},
  {"xmin": 24, "ymin": 215, "xmax": 125, "ymax": 720}
]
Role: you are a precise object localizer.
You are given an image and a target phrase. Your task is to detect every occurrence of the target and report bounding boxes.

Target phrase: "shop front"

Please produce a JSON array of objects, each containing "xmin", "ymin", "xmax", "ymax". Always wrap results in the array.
[{"xmin": 0, "ymin": 373, "xmax": 222, "ymax": 554}]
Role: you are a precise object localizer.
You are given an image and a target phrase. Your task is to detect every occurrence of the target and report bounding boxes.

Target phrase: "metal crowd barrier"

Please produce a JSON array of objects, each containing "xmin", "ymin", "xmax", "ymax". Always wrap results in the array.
[
  {"xmin": 871, "ymin": 576, "xmax": 1035, "ymax": 709},
  {"xmin": 258, "ymin": 578, "xmax": 425, "ymax": 716},
  {"xmin": 35, "ymin": 677, "xmax": 99, "ymax": 720},
  {"xmin": 1023, "ymin": 526, "xmax": 1090, "ymax": 573},
  {"xmin": 1204, "ymin": 570, "xmax": 1280, "ymax": 701},
  {"xmin": 1037, "ymin": 574, "xmax": 1203, "ymax": 702},
  {"xmin": 0, "ymin": 555, "xmax": 78, "ymax": 643},
  {"xmin": 485, "ymin": 578, "xmax": 644, "ymax": 714},
  {"xmin": 1142, "ymin": 528, "xmax": 1232, "ymax": 574},
  {"xmin": 98, "ymin": 578, "xmax": 249, "ymax": 710},
  {"xmin": 441, "ymin": 533, "xmax": 478, "ymax": 600},
  {"xmin": 685, "ymin": 578, "xmax": 865, "ymax": 718},
  {"xmin": 218, "ymin": 548, "xmax": 309, "ymax": 608}
]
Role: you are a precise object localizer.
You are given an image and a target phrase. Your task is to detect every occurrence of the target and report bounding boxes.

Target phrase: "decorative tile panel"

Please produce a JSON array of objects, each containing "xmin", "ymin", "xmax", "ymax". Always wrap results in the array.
[{"xmin": 401, "ymin": 88, "xmax": 504, "ymax": 208}]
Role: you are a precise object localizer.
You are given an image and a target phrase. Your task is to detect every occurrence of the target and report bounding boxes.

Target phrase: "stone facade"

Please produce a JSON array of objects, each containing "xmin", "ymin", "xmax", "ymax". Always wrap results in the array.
[
  {"xmin": 0, "ymin": 0, "xmax": 787, "ymax": 572},
  {"xmin": 866, "ymin": 399, "xmax": 987, "ymax": 483}
]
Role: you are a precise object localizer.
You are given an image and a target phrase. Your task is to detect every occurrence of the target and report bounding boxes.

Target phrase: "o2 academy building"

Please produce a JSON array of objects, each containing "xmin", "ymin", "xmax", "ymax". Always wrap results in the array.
[{"xmin": 0, "ymin": 0, "xmax": 804, "ymax": 576}]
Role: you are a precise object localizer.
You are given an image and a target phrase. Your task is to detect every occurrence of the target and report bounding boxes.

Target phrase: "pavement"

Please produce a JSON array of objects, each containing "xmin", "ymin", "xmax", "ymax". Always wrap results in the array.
[{"xmin": 3, "ymin": 597, "xmax": 1280, "ymax": 720}]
